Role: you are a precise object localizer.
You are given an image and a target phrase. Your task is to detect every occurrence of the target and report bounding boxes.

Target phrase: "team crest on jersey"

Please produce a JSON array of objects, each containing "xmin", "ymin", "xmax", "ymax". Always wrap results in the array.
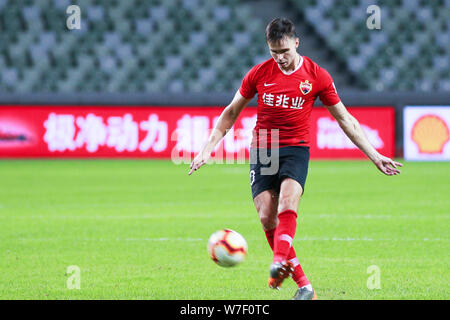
[{"xmin": 299, "ymin": 80, "xmax": 312, "ymax": 95}]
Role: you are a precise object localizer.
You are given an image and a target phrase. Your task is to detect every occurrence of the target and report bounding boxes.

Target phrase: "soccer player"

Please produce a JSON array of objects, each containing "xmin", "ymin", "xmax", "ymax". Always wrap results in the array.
[{"xmin": 188, "ymin": 18, "xmax": 402, "ymax": 300}]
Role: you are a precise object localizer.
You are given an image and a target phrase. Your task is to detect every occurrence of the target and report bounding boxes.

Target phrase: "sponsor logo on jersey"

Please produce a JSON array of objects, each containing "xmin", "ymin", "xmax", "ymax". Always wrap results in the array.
[{"xmin": 299, "ymin": 80, "xmax": 312, "ymax": 95}]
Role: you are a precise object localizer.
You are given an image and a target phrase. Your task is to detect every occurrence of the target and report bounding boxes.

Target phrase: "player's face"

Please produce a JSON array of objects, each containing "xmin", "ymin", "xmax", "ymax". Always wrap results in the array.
[{"xmin": 268, "ymin": 36, "xmax": 299, "ymax": 71}]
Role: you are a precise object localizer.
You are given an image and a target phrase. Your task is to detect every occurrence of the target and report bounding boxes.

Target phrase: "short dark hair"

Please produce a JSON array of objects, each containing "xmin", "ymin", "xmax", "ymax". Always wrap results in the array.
[{"xmin": 265, "ymin": 18, "xmax": 297, "ymax": 43}]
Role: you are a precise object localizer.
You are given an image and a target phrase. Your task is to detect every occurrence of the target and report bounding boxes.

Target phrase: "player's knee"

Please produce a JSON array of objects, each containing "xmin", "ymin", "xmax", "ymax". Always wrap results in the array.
[
  {"xmin": 259, "ymin": 213, "xmax": 277, "ymax": 230},
  {"xmin": 254, "ymin": 190, "xmax": 278, "ymax": 230},
  {"xmin": 277, "ymin": 195, "xmax": 298, "ymax": 213},
  {"xmin": 278, "ymin": 178, "xmax": 302, "ymax": 212},
  {"xmin": 257, "ymin": 205, "xmax": 277, "ymax": 230}
]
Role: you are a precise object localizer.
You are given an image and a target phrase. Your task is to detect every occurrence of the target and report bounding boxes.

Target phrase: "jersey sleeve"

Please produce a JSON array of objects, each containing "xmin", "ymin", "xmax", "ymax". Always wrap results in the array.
[
  {"xmin": 239, "ymin": 65, "xmax": 259, "ymax": 100},
  {"xmin": 317, "ymin": 66, "xmax": 341, "ymax": 106}
]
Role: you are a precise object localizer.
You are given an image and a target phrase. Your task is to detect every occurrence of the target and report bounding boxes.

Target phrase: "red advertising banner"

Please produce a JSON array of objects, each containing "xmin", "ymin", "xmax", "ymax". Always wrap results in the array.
[
  {"xmin": 310, "ymin": 107, "xmax": 395, "ymax": 159},
  {"xmin": 0, "ymin": 106, "xmax": 394, "ymax": 159}
]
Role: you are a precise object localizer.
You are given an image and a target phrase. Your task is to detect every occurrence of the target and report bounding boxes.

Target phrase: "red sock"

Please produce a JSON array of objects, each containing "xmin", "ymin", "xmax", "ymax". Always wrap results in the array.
[
  {"xmin": 265, "ymin": 227, "xmax": 310, "ymax": 287},
  {"xmin": 287, "ymin": 247, "xmax": 311, "ymax": 287},
  {"xmin": 273, "ymin": 209, "xmax": 297, "ymax": 263},
  {"xmin": 264, "ymin": 228, "xmax": 275, "ymax": 250}
]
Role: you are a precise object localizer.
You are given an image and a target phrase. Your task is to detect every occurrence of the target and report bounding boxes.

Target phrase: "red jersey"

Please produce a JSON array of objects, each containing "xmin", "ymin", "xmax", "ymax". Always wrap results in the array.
[{"xmin": 239, "ymin": 56, "xmax": 341, "ymax": 148}]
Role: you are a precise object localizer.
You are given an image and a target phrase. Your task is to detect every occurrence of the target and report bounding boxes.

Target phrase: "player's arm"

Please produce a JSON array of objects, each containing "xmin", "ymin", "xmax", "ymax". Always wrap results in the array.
[
  {"xmin": 325, "ymin": 101, "xmax": 403, "ymax": 176},
  {"xmin": 188, "ymin": 90, "xmax": 252, "ymax": 175}
]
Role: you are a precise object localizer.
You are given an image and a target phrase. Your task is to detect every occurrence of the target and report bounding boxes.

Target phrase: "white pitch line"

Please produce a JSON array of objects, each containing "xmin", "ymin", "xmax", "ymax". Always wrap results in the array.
[
  {"xmin": 2, "ymin": 212, "xmax": 447, "ymax": 220},
  {"xmin": 0, "ymin": 200, "xmax": 250, "ymax": 210},
  {"xmin": 117, "ymin": 237, "xmax": 449, "ymax": 242},
  {"xmin": 295, "ymin": 237, "xmax": 449, "ymax": 242},
  {"xmin": 118, "ymin": 237, "xmax": 204, "ymax": 242},
  {"xmin": 309, "ymin": 214, "xmax": 450, "ymax": 220},
  {"xmin": 0, "ymin": 214, "xmax": 216, "ymax": 220},
  {"xmin": 12, "ymin": 237, "xmax": 449, "ymax": 242}
]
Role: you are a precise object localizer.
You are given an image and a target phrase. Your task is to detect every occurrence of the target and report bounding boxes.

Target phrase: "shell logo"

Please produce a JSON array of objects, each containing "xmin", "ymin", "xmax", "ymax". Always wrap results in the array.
[{"xmin": 411, "ymin": 114, "xmax": 449, "ymax": 154}]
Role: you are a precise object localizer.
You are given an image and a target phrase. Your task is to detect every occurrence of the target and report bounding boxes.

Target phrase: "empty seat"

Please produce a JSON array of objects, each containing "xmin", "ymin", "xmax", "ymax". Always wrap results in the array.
[{"xmin": 2, "ymin": 0, "xmax": 447, "ymax": 94}]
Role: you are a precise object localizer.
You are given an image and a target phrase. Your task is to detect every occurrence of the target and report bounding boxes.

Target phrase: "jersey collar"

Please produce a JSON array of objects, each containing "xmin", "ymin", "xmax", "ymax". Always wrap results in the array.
[{"xmin": 277, "ymin": 54, "xmax": 303, "ymax": 75}]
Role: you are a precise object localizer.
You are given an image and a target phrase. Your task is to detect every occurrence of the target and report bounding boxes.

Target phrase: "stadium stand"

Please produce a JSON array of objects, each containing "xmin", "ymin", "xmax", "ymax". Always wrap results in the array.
[
  {"xmin": 288, "ymin": 0, "xmax": 450, "ymax": 91},
  {"xmin": 0, "ymin": 0, "xmax": 448, "ymax": 93},
  {"xmin": 0, "ymin": 0, "xmax": 266, "ymax": 93}
]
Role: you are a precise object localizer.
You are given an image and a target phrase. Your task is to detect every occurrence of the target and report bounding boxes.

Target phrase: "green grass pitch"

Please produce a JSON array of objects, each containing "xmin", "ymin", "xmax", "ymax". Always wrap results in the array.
[{"xmin": 0, "ymin": 159, "xmax": 448, "ymax": 300}]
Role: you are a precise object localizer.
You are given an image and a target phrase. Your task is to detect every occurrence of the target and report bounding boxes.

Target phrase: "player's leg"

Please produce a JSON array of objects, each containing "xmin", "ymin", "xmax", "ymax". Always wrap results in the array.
[
  {"xmin": 276, "ymin": 177, "xmax": 316, "ymax": 299},
  {"xmin": 273, "ymin": 177, "xmax": 302, "ymax": 263},
  {"xmin": 277, "ymin": 178, "xmax": 310, "ymax": 284},
  {"xmin": 270, "ymin": 146, "xmax": 315, "ymax": 296},
  {"xmin": 273, "ymin": 146, "xmax": 309, "ymax": 264},
  {"xmin": 253, "ymin": 189, "xmax": 278, "ymax": 232},
  {"xmin": 254, "ymin": 189, "xmax": 294, "ymax": 289},
  {"xmin": 250, "ymin": 148, "xmax": 279, "ymax": 248},
  {"xmin": 266, "ymin": 178, "xmax": 301, "ymax": 289},
  {"xmin": 254, "ymin": 185, "xmax": 313, "ymax": 294},
  {"xmin": 251, "ymin": 147, "xmax": 312, "ymax": 293},
  {"xmin": 253, "ymin": 189, "xmax": 279, "ymax": 267}
]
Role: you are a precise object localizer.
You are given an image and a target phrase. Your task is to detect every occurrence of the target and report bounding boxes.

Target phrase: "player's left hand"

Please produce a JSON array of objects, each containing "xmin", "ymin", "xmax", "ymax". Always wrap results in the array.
[{"xmin": 372, "ymin": 154, "xmax": 403, "ymax": 176}]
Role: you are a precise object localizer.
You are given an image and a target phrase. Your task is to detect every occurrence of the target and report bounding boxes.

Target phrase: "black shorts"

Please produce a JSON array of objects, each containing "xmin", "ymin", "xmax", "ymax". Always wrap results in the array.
[{"xmin": 249, "ymin": 146, "xmax": 310, "ymax": 199}]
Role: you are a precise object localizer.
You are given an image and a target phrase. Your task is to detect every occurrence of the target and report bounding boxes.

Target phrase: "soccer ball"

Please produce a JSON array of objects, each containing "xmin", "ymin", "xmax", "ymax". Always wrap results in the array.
[{"xmin": 207, "ymin": 229, "xmax": 248, "ymax": 267}]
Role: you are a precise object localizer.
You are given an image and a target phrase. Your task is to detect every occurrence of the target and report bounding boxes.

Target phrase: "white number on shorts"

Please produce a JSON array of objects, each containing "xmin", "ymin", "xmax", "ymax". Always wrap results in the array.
[{"xmin": 250, "ymin": 170, "xmax": 255, "ymax": 186}]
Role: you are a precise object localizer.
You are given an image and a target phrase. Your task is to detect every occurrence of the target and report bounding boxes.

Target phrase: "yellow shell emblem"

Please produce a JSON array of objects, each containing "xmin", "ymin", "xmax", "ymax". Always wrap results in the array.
[{"xmin": 411, "ymin": 115, "xmax": 449, "ymax": 154}]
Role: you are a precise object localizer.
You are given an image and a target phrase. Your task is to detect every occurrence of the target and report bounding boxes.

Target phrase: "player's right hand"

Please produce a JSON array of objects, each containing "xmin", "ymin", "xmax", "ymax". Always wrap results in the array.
[
  {"xmin": 188, "ymin": 151, "xmax": 210, "ymax": 175},
  {"xmin": 372, "ymin": 154, "xmax": 403, "ymax": 176}
]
